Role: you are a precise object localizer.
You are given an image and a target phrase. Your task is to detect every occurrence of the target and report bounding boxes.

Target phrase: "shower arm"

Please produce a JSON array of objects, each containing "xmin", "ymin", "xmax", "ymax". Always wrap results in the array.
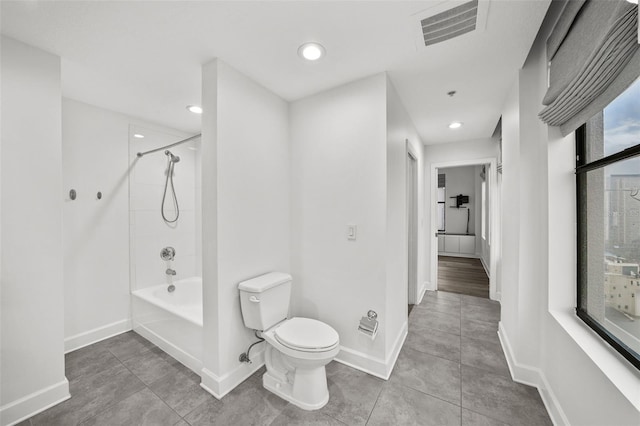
[{"xmin": 136, "ymin": 133, "xmax": 201, "ymax": 158}]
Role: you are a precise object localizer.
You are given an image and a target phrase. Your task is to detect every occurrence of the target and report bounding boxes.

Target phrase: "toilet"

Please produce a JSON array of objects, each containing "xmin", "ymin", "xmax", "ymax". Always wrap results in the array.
[{"xmin": 238, "ymin": 272, "xmax": 340, "ymax": 410}]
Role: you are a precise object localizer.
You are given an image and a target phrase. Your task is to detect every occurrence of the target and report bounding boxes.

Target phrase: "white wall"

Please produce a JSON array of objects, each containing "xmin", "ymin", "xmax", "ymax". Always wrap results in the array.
[
  {"xmin": 386, "ymin": 77, "xmax": 424, "ymax": 357},
  {"xmin": 62, "ymin": 99, "xmax": 131, "ymax": 352},
  {"xmin": 0, "ymin": 37, "xmax": 69, "ymax": 426},
  {"xmin": 497, "ymin": 3, "xmax": 640, "ymax": 424},
  {"xmin": 290, "ymin": 73, "xmax": 420, "ymax": 378},
  {"xmin": 201, "ymin": 59, "xmax": 290, "ymax": 397},
  {"xmin": 290, "ymin": 73, "xmax": 392, "ymax": 376}
]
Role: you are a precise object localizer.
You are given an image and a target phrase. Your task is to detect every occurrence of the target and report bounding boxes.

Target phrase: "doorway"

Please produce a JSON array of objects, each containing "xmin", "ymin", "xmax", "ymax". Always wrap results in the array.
[{"xmin": 430, "ymin": 159, "xmax": 498, "ymax": 300}]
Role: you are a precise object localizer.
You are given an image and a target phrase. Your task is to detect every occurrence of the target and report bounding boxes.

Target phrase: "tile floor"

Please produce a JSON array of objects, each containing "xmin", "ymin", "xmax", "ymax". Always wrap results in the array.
[{"xmin": 19, "ymin": 291, "xmax": 551, "ymax": 425}]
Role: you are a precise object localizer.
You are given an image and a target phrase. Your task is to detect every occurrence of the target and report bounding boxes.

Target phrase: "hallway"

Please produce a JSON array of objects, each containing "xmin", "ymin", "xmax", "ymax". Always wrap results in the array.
[
  {"xmin": 438, "ymin": 256, "xmax": 490, "ymax": 299},
  {"xmin": 20, "ymin": 291, "xmax": 550, "ymax": 425}
]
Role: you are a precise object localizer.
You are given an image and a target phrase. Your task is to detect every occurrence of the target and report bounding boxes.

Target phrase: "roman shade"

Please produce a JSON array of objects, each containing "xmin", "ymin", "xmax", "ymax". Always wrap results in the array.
[{"xmin": 539, "ymin": 0, "xmax": 640, "ymax": 135}]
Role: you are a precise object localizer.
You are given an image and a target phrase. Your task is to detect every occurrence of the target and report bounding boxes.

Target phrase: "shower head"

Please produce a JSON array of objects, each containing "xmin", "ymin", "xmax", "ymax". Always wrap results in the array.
[{"xmin": 165, "ymin": 150, "xmax": 180, "ymax": 163}]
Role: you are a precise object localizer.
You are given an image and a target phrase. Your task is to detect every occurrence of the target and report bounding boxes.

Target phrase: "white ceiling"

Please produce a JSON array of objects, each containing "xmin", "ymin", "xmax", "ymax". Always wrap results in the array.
[{"xmin": 1, "ymin": 0, "xmax": 550, "ymax": 144}]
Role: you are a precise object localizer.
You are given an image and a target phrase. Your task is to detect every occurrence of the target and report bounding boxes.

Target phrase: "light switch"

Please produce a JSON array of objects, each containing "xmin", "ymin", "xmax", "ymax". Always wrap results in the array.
[{"xmin": 347, "ymin": 225, "xmax": 357, "ymax": 240}]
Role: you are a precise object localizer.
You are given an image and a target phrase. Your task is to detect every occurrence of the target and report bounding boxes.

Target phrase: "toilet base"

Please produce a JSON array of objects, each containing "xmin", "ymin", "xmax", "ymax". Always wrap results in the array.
[{"xmin": 263, "ymin": 368, "xmax": 329, "ymax": 411}]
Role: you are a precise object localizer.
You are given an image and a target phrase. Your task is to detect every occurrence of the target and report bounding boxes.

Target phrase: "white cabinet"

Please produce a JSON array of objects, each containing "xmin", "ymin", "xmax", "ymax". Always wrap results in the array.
[
  {"xmin": 459, "ymin": 236, "xmax": 475, "ymax": 254},
  {"xmin": 444, "ymin": 235, "xmax": 459, "ymax": 253},
  {"xmin": 438, "ymin": 234, "xmax": 476, "ymax": 255}
]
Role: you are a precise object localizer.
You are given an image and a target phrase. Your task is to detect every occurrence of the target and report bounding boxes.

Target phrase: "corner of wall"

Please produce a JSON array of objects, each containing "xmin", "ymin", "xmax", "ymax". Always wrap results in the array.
[
  {"xmin": 200, "ymin": 348, "xmax": 265, "ymax": 400},
  {"xmin": 498, "ymin": 322, "xmax": 569, "ymax": 426},
  {"xmin": 335, "ymin": 320, "xmax": 407, "ymax": 380}
]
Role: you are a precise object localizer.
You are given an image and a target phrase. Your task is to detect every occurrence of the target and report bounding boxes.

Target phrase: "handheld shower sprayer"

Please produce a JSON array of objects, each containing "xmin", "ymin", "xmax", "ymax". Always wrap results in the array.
[{"xmin": 165, "ymin": 150, "xmax": 180, "ymax": 163}]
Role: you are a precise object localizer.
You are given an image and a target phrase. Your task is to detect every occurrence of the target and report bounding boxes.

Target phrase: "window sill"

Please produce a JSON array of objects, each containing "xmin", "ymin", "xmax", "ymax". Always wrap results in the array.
[{"xmin": 550, "ymin": 309, "xmax": 640, "ymax": 411}]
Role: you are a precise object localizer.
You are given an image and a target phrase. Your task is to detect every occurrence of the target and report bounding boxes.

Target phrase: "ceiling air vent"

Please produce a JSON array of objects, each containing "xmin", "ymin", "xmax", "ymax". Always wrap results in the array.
[{"xmin": 421, "ymin": 0, "xmax": 479, "ymax": 46}]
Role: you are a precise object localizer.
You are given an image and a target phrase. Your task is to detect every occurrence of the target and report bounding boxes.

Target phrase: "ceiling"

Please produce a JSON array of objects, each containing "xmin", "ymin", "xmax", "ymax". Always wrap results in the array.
[{"xmin": 1, "ymin": 0, "xmax": 550, "ymax": 144}]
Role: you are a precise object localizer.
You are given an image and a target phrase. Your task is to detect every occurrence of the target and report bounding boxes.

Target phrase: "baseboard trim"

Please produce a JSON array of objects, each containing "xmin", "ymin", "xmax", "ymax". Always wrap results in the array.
[
  {"xmin": 200, "ymin": 348, "xmax": 266, "ymax": 400},
  {"xmin": 438, "ymin": 252, "xmax": 480, "ymax": 259},
  {"xmin": 64, "ymin": 318, "xmax": 132, "ymax": 353},
  {"xmin": 480, "ymin": 257, "xmax": 490, "ymax": 278},
  {"xmin": 0, "ymin": 379, "xmax": 70, "ymax": 426},
  {"xmin": 335, "ymin": 321, "xmax": 407, "ymax": 380},
  {"xmin": 498, "ymin": 322, "xmax": 569, "ymax": 426},
  {"xmin": 417, "ymin": 283, "xmax": 428, "ymax": 304}
]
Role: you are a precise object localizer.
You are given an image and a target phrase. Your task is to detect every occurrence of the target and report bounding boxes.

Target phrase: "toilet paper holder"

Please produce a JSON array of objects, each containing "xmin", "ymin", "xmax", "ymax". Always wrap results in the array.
[{"xmin": 358, "ymin": 310, "xmax": 378, "ymax": 340}]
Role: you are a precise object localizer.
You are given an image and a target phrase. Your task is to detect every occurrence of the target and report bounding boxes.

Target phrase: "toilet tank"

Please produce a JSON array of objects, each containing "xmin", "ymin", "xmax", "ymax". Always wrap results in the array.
[{"xmin": 238, "ymin": 272, "xmax": 292, "ymax": 330}]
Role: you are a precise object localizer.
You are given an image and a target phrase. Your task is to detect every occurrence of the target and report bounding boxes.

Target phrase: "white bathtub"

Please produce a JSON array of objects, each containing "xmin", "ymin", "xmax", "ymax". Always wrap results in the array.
[{"xmin": 132, "ymin": 277, "xmax": 203, "ymax": 374}]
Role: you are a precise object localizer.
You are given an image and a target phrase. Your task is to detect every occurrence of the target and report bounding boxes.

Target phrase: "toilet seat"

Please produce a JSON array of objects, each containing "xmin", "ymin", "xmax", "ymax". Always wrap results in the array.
[{"xmin": 274, "ymin": 317, "xmax": 339, "ymax": 352}]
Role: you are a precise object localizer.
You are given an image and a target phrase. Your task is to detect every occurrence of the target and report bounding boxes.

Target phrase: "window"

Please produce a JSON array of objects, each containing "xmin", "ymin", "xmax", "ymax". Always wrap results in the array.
[{"xmin": 576, "ymin": 77, "xmax": 640, "ymax": 370}]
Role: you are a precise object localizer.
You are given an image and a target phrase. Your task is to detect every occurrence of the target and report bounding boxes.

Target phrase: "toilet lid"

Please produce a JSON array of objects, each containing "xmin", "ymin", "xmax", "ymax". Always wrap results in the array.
[{"xmin": 275, "ymin": 317, "xmax": 339, "ymax": 351}]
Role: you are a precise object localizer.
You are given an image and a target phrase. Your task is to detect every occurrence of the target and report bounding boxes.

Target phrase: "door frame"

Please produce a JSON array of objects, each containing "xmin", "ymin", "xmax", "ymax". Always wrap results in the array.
[
  {"xmin": 407, "ymin": 143, "xmax": 419, "ymax": 305},
  {"xmin": 429, "ymin": 157, "xmax": 499, "ymax": 300}
]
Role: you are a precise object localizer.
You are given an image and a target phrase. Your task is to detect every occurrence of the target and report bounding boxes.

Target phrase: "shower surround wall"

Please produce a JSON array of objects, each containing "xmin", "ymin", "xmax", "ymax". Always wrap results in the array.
[
  {"xmin": 128, "ymin": 127, "xmax": 201, "ymax": 290},
  {"xmin": 129, "ymin": 127, "xmax": 203, "ymax": 371}
]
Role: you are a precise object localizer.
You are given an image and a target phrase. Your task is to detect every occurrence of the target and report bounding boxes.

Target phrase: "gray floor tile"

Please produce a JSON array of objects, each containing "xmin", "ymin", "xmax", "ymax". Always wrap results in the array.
[
  {"xmin": 80, "ymin": 388, "xmax": 180, "ymax": 426},
  {"xmin": 173, "ymin": 420, "xmax": 190, "ymax": 426},
  {"xmin": 98, "ymin": 331, "xmax": 155, "ymax": 362},
  {"xmin": 418, "ymin": 296, "xmax": 462, "ymax": 314},
  {"xmin": 65, "ymin": 344, "xmax": 121, "ymax": 382},
  {"xmin": 32, "ymin": 363, "xmax": 145, "ymax": 425},
  {"xmin": 406, "ymin": 319, "xmax": 461, "ymax": 362},
  {"xmin": 462, "ymin": 409, "xmax": 511, "ymax": 426},
  {"xmin": 148, "ymin": 367, "xmax": 213, "ymax": 417},
  {"xmin": 249, "ymin": 365, "xmax": 267, "ymax": 384},
  {"xmin": 180, "ymin": 398, "xmax": 224, "ymax": 426},
  {"xmin": 423, "ymin": 290, "xmax": 462, "ymax": 301},
  {"xmin": 461, "ymin": 317, "xmax": 500, "ymax": 344},
  {"xmin": 122, "ymin": 346, "xmax": 180, "ymax": 385},
  {"xmin": 15, "ymin": 419, "xmax": 32, "ymax": 426},
  {"xmin": 462, "ymin": 365, "xmax": 551, "ymax": 426},
  {"xmin": 185, "ymin": 378, "xmax": 287, "ymax": 426},
  {"xmin": 411, "ymin": 307, "xmax": 461, "ymax": 335},
  {"xmin": 461, "ymin": 294, "xmax": 501, "ymax": 308},
  {"xmin": 367, "ymin": 382, "xmax": 461, "ymax": 426},
  {"xmin": 389, "ymin": 346, "xmax": 461, "ymax": 404},
  {"xmin": 461, "ymin": 336, "xmax": 510, "ymax": 377},
  {"xmin": 270, "ymin": 404, "xmax": 346, "ymax": 425},
  {"xmin": 322, "ymin": 361, "xmax": 384, "ymax": 426},
  {"xmin": 462, "ymin": 303, "xmax": 500, "ymax": 324}
]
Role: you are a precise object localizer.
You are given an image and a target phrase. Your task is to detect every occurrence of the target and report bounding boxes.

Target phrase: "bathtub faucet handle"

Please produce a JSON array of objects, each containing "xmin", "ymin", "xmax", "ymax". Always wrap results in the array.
[{"xmin": 166, "ymin": 268, "xmax": 177, "ymax": 276}]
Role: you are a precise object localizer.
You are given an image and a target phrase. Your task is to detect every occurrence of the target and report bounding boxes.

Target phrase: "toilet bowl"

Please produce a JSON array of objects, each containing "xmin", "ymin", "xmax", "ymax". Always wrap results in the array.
[
  {"xmin": 261, "ymin": 317, "xmax": 339, "ymax": 410},
  {"xmin": 238, "ymin": 272, "xmax": 340, "ymax": 410}
]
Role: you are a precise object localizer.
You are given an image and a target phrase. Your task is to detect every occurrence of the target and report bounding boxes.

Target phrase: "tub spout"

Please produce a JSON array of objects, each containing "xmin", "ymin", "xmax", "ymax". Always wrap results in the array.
[{"xmin": 166, "ymin": 268, "xmax": 177, "ymax": 276}]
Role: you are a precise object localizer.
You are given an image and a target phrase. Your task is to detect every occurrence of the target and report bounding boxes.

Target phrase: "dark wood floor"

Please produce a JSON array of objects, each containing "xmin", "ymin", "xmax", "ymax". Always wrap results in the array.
[{"xmin": 438, "ymin": 256, "xmax": 489, "ymax": 298}]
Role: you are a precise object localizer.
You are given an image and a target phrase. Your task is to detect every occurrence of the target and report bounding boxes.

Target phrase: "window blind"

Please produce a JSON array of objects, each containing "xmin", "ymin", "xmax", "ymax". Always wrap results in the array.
[{"xmin": 539, "ymin": 0, "xmax": 639, "ymax": 135}]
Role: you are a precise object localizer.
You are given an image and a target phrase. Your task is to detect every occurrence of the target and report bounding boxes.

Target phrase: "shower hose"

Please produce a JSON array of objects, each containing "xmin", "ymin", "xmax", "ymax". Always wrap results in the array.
[{"xmin": 161, "ymin": 153, "xmax": 179, "ymax": 223}]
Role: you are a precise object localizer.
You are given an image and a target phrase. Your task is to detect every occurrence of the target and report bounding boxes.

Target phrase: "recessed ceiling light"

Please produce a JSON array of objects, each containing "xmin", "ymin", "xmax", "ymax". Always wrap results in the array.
[
  {"xmin": 449, "ymin": 122, "xmax": 463, "ymax": 129},
  {"xmin": 186, "ymin": 105, "xmax": 203, "ymax": 114},
  {"xmin": 625, "ymin": 0, "xmax": 638, "ymax": 4},
  {"xmin": 298, "ymin": 42, "xmax": 325, "ymax": 61},
  {"xmin": 133, "ymin": 133, "xmax": 145, "ymax": 138}
]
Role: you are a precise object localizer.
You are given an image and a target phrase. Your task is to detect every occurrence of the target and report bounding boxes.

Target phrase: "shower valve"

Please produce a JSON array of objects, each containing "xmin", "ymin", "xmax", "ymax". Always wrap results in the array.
[{"xmin": 160, "ymin": 246, "xmax": 175, "ymax": 261}]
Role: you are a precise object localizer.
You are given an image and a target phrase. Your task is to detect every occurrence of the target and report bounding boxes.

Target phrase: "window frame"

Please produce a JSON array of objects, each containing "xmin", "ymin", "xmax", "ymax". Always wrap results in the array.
[{"xmin": 575, "ymin": 124, "xmax": 640, "ymax": 371}]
